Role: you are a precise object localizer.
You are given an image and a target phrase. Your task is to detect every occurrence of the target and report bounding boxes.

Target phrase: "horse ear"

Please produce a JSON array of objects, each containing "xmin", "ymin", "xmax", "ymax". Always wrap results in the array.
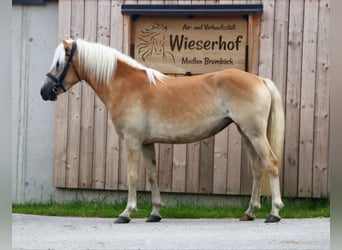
[{"xmin": 62, "ymin": 39, "xmax": 72, "ymax": 51}]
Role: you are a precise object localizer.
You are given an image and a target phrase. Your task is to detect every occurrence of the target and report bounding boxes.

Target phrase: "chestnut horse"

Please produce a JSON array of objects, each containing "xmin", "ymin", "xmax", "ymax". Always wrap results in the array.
[{"xmin": 41, "ymin": 39, "xmax": 284, "ymax": 223}]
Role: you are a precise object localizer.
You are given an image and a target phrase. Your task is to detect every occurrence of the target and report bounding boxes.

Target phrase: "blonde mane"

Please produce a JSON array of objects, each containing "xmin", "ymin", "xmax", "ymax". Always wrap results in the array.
[{"xmin": 51, "ymin": 39, "xmax": 166, "ymax": 85}]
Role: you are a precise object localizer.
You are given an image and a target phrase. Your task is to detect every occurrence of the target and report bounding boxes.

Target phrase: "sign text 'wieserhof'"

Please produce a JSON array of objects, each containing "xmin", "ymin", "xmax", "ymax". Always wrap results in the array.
[{"xmin": 132, "ymin": 16, "xmax": 247, "ymax": 74}]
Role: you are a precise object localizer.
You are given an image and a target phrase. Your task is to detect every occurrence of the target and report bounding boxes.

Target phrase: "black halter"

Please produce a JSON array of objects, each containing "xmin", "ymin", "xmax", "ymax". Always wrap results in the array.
[{"xmin": 46, "ymin": 42, "xmax": 82, "ymax": 94}]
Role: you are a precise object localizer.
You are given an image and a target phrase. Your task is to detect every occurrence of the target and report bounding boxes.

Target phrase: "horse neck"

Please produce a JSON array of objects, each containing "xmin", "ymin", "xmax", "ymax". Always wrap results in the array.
[
  {"xmin": 75, "ymin": 60, "xmax": 114, "ymax": 106},
  {"xmin": 77, "ymin": 59, "xmax": 145, "ymax": 109}
]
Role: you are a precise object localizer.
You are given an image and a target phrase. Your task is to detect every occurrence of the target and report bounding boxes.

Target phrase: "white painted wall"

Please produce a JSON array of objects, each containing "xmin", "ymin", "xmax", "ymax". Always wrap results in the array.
[{"xmin": 12, "ymin": 2, "xmax": 58, "ymax": 203}]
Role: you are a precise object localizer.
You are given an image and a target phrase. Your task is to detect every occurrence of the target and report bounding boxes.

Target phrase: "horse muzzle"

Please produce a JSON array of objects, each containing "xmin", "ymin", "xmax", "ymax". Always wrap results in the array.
[{"xmin": 40, "ymin": 82, "xmax": 61, "ymax": 101}]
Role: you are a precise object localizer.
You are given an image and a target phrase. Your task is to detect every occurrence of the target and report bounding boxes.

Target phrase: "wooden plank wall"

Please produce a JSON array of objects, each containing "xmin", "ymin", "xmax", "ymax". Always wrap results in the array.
[{"xmin": 54, "ymin": 0, "xmax": 330, "ymax": 198}]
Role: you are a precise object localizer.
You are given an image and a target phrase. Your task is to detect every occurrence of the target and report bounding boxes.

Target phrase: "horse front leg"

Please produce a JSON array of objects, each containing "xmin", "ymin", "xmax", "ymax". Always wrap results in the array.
[
  {"xmin": 115, "ymin": 141, "xmax": 142, "ymax": 224},
  {"xmin": 142, "ymin": 144, "xmax": 164, "ymax": 222}
]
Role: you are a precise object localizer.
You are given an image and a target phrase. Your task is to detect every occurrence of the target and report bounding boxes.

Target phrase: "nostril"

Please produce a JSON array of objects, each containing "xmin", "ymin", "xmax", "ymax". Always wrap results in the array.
[{"xmin": 52, "ymin": 86, "xmax": 59, "ymax": 94}]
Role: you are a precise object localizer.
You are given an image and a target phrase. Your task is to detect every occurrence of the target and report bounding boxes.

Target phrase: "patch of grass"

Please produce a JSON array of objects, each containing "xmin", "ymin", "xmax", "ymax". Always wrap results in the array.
[
  {"xmin": 274, "ymin": 197, "xmax": 330, "ymax": 218},
  {"xmin": 12, "ymin": 201, "xmax": 128, "ymax": 218},
  {"xmin": 12, "ymin": 197, "xmax": 329, "ymax": 219}
]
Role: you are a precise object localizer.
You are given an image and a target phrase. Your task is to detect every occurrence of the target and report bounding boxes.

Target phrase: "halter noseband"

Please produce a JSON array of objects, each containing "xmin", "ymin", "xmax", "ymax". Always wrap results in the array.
[{"xmin": 46, "ymin": 42, "xmax": 81, "ymax": 93}]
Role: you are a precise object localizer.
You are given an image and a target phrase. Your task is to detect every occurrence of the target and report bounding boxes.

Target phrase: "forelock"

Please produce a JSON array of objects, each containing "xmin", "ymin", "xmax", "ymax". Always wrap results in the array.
[{"xmin": 50, "ymin": 43, "xmax": 66, "ymax": 70}]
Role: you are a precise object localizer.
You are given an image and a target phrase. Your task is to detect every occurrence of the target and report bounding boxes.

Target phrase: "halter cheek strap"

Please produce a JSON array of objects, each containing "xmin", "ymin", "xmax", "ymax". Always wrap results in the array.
[{"xmin": 46, "ymin": 42, "xmax": 81, "ymax": 93}]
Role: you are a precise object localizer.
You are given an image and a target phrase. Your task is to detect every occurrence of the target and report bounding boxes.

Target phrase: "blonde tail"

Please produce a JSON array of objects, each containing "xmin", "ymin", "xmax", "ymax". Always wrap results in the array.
[{"xmin": 262, "ymin": 78, "xmax": 285, "ymax": 195}]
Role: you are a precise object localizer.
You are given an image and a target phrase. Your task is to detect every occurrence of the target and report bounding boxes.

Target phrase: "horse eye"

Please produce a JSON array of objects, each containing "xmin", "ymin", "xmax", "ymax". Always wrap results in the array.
[{"xmin": 56, "ymin": 62, "xmax": 60, "ymax": 69}]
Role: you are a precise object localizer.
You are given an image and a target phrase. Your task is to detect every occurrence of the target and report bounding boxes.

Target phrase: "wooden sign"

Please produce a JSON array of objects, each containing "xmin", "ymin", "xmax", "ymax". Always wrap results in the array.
[{"xmin": 132, "ymin": 15, "xmax": 247, "ymax": 74}]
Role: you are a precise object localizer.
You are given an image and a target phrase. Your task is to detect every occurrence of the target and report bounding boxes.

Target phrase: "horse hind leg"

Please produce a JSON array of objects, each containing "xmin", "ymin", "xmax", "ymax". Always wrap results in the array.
[
  {"xmin": 265, "ymin": 172, "xmax": 284, "ymax": 222},
  {"xmin": 142, "ymin": 144, "xmax": 164, "ymax": 222},
  {"xmin": 240, "ymin": 134, "xmax": 262, "ymax": 221},
  {"xmin": 248, "ymin": 135, "xmax": 284, "ymax": 223}
]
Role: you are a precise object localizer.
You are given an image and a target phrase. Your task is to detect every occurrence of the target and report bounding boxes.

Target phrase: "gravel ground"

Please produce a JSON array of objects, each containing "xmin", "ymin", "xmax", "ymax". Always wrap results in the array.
[{"xmin": 12, "ymin": 214, "xmax": 330, "ymax": 250}]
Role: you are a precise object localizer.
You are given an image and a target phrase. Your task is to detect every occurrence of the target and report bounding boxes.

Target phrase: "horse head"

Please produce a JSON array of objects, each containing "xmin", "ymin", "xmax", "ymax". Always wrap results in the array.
[{"xmin": 41, "ymin": 39, "xmax": 82, "ymax": 101}]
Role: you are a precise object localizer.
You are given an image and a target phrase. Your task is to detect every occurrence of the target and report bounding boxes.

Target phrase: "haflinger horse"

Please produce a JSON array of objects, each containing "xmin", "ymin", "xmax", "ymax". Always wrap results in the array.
[{"xmin": 41, "ymin": 38, "xmax": 285, "ymax": 224}]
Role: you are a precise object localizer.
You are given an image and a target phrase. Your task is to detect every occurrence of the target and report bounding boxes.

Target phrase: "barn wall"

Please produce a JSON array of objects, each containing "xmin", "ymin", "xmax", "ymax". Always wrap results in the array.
[{"xmin": 12, "ymin": 0, "xmax": 330, "ymax": 203}]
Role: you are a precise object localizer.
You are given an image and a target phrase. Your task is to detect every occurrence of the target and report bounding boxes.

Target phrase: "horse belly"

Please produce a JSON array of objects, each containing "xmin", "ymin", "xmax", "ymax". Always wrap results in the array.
[{"xmin": 145, "ymin": 116, "xmax": 232, "ymax": 144}]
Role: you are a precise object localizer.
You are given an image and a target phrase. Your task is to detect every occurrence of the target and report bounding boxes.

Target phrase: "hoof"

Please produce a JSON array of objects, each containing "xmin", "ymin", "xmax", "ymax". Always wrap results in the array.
[
  {"xmin": 265, "ymin": 215, "xmax": 281, "ymax": 223},
  {"xmin": 239, "ymin": 213, "xmax": 255, "ymax": 221},
  {"xmin": 146, "ymin": 215, "xmax": 162, "ymax": 223},
  {"xmin": 114, "ymin": 216, "xmax": 131, "ymax": 224}
]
